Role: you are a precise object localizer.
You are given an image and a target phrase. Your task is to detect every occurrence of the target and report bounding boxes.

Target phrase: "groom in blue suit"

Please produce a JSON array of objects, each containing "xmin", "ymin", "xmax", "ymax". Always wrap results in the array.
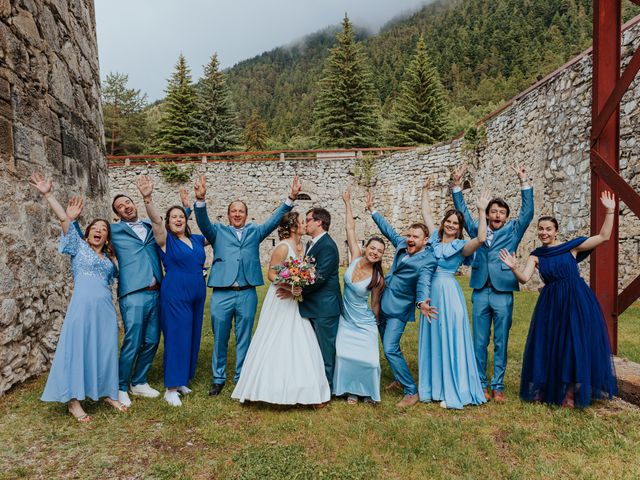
[
  {"xmin": 194, "ymin": 175, "xmax": 301, "ymax": 396},
  {"xmin": 452, "ymin": 164, "xmax": 533, "ymax": 403},
  {"xmin": 367, "ymin": 190, "xmax": 437, "ymax": 409}
]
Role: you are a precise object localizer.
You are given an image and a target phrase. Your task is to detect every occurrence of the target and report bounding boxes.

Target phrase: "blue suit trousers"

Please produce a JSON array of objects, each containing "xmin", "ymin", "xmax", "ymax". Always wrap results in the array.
[
  {"xmin": 118, "ymin": 290, "xmax": 160, "ymax": 391},
  {"xmin": 471, "ymin": 287, "xmax": 514, "ymax": 392},
  {"xmin": 379, "ymin": 317, "xmax": 417, "ymax": 395},
  {"xmin": 210, "ymin": 288, "xmax": 258, "ymax": 384}
]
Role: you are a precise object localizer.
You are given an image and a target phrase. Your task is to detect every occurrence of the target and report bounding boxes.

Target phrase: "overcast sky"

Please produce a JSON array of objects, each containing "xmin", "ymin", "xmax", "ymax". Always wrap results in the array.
[{"xmin": 94, "ymin": 0, "xmax": 433, "ymax": 101}]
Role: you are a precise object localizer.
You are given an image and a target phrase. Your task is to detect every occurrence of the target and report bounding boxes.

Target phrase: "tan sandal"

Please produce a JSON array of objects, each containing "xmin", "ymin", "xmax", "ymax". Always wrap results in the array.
[
  {"xmin": 104, "ymin": 398, "xmax": 128, "ymax": 413},
  {"xmin": 68, "ymin": 402, "xmax": 92, "ymax": 423}
]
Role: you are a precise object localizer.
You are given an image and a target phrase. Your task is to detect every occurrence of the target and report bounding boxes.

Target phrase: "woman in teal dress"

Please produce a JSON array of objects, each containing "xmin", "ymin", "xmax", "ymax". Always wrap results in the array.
[
  {"xmin": 418, "ymin": 179, "xmax": 490, "ymax": 409},
  {"xmin": 333, "ymin": 189, "xmax": 386, "ymax": 404},
  {"xmin": 136, "ymin": 176, "xmax": 206, "ymax": 407},
  {"xmin": 31, "ymin": 173, "xmax": 126, "ymax": 423},
  {"xmin": 500, "ymin": 191, "xmax": 618, "ymax": 408}
]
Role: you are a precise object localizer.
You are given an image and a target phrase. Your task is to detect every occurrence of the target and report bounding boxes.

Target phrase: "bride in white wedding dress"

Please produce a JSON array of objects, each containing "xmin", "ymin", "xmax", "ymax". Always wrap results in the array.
[{"xmin": 231, "ymin": 211, "xmax": 330, "ymax": 405}]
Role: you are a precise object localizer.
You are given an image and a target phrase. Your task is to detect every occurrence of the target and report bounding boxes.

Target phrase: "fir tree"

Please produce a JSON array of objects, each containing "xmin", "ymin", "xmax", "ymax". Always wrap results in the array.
[
  {"xmin": 193, "ymin": 53, "xmax": 240, "ymax": 152},
  {"xmin": 150, "ymin": 54, "xmax": 199, "ymax": 154},
  {"xmin": 313, "ymin": 14, "xmax": 380, "ymax": 148},
  {"xmin": 243, "ymin": 110, "xmax": 269, "ymax": 151},
  {"xmin": 102, "ymin": 72, "xmax": 148, "ymax": 155},
  {"xmin": 387, "ymin": 36, "xmax": 448, "ymax": 146}
]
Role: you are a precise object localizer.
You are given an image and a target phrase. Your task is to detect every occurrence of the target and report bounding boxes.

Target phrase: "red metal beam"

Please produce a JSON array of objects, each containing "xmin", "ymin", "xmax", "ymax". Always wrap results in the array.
[
  {"xmin": 591, "ymin": 0, "xmax": 621, "ymax": 352},
  {"xmin": 620, "ymin": 275, "xmax": 640, "ymax": 313},
  {"xmin": 591, "ymin": 150, "xmax": 640, "ymax": 217}
]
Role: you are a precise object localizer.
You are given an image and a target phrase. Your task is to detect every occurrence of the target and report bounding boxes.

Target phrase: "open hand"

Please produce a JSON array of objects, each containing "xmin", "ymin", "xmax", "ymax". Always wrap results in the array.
[
  {"xmin": 422, "ymin": 177, "xmax": 433, "ymax": 193},
  {"xmin": 452, "ymin": 164, "xmax": 467, "ymax": 187},
  {"xmin": 136, "ymin": 175, "xmax": 154, "ymax": 198},
  {"xmin": 420, "ymin": 300, "xmax": 438, "ymax": 322},
  {"xmin": 600, "ymin": 190, "xmax": 615, "ymax": 211},
  {"xmin": 476, "ymin": 191, "xmax": 491, "ymax": 212},
  {"xmin": 290, "ymin": 175, "xmax": 302, "ymax": 199},
  {"xmin": 179, "ymin": 187, "xmax": 190, "ymax": 208},
  {"xmin": 29, "ymin": 172, "xmax": 53, "ymax": 197},
  {"xmin": 366, "ymin": 189, "xmax": 374, "ymax": 212},
  {"xmin": 499, "ymin": 248, "xmax": 517, "ymax": 269},
  {"xmin": 66, "ymin": 196, "xmax": 84, "ymax": 221},
  {"xmin": 511, "ymin": 163, "xmax": 527, "ymax": 182},
  {"xmin": 194, "ymin": 175, "xmax": 206, "ymax": 201}
]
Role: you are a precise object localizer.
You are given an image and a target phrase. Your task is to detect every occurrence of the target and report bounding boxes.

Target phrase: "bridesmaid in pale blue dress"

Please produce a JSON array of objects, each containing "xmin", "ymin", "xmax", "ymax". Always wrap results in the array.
[
  {"xmin": 31, "ymin": 173, "xmax": 126, "ymax": 423},
  {"xmin": 418, "ymin": 179, "xmax": 490, "ymax": 409},
  {"xmin": 333, "ymin": 189, "xmax": 386, "ymax": 404}
]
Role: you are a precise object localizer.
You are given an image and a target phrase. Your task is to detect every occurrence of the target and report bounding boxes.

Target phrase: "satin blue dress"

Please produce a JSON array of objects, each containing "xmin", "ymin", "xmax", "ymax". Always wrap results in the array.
[
  {"xmin": 158, "ymin": 233, "xmax": 206, "ymax": 388},
  {"xmin": 41, "ymin": 223, "xmax": 119, "ymax": 403},
  {"xmin": 332, "ymin": 257, "xmax": 381, "ymax": 402},
  {"xmin": 520, "ymin": 237, "xmax": 617, "ymax": 407},
  {"xmin": 418, "ymin": 232, "xmax": 486, "ymax": 409}
]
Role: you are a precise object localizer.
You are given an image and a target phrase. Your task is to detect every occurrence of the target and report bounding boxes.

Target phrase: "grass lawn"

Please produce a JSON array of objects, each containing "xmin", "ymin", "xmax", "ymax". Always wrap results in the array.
[{"xmin": 2, "ymin": 278, "xmax": 640, "ymax": 479}]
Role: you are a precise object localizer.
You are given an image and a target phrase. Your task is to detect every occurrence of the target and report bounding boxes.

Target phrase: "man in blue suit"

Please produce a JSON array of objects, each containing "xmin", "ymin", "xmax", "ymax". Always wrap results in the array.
[
  {"xmin": 452, "ymin": 164, "xmax": 534, "ymax": 403},
  {"xmin": 105, "ymin": 192, "xmax": 173, "ymax": 407},
  {"xmin": 367, "ymin": 191, "xmax": 438, "ymax": 408},
  {"xmin": 194, "ymin": 175, "xmax": 301, "ymax": 396}
]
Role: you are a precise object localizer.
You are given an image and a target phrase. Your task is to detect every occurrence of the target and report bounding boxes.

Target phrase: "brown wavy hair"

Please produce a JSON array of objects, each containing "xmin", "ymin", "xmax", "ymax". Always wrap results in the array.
[
  {"xmin": 364, "ymin": 236, "xmax": 386, "ymax": 292},
  {"xmin": 84, "ymin": 219, "xmax": 115, "ymax": 260},
  {"xmin": 438, "ymin": 209, "xmax": 465, "ymax": 240},
  {"xmin": 278, "ymin": 211, "xmax": 300, "ymax": 240},
  {"xmin": 165, "ymin": 206, "xmax": 192, "ymax": 237}
]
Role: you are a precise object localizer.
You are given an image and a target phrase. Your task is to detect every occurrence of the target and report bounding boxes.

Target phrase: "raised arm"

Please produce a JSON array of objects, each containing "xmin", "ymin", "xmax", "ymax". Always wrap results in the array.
[
  {"xmin": 421, "ymin": 178, "xmax": 437, "ymax": 235},
  {"xmin": 499, "ymin": 249, "xmax": 537, "ymax": 284},
  {"xmin": 179, "ymin": 187, "xmax": 192, "ymax": 219},
  {"xmin": 343, "ymin": 188, "xmax": 361, "ymax": 260},
  {"xmin": 29, "ymin": 172, "xmax": 72, "ymax": 234},
  {"xmin": 367, "ymin": 189, "xmax": 403, "ymax": 248},
  {"xmin": 574, "ymin": 191, "xmax": 616, "ymax": 253},
  {"xmin": 257, "ymin": 175, "xmax": 300, "ymax": 241},
  {"xmin": 451, "ymin": 164, "xmax": 479, "ymax": 238},
  {"xmin": 136, "ymin": 175, "xmax": 167, "ymax": 249},
  {"xmin": 193, "ymin": 175, "xmax": 218, "ymax": 244},
  {"xmin": 511, "ymin": 164, "xmax": 534, "ymax": 239},
  {"xmin": 462, "ymin": 191, "xmax": 491, "ymax": 256},
  {"xmin": 65, "ymin": 196, "xmax": 86, "ymax": 236}
]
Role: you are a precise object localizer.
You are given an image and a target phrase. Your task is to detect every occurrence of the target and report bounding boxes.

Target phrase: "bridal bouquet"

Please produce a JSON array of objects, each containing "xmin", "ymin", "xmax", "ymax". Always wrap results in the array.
[{"xmin": 273, "ymin": 256, "xmax": 317, "ymax": 302}]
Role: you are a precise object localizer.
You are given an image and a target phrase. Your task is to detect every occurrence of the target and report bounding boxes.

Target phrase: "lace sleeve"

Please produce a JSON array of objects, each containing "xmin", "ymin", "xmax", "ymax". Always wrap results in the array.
[{"xmin": 58, "ymin": 222, "xmax": 82, "ymax": 257}]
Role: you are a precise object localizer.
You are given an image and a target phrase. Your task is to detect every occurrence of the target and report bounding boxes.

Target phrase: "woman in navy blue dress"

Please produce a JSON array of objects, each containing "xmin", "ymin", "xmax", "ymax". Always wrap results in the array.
[
  {"xmin": 500, "ymin": 191, "xmax": 618, "ymax": 408},
  {"xmin": 137, "ymin": 176, "xmax": 206, "ymax": 407}
]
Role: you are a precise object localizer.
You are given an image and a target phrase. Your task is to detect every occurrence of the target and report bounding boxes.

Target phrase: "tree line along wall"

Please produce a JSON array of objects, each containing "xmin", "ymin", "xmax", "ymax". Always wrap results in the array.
[
  {"xmin": 109, "ymin": 20, "xmax": 640, "ymax": 295},
  {"xmin": 0, "ymin": 0, "xmax": 109, "ymax": 395}
]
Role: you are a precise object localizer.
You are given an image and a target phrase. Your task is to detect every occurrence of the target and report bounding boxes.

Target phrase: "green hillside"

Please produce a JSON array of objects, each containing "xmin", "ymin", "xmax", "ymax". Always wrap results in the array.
[{"xmin": 225, "ymin": 0, "xmax": 640, "ymax": 146}]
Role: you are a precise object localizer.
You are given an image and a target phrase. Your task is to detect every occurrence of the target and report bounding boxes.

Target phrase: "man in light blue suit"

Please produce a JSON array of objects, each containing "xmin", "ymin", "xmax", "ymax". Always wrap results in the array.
[
  {"xmin": 452, "ymin": 164, "xmax": 534, "ymax": 403},
  {"xmin": 194, "ymin": 175, "xmax": 301, "ymax": 396},
  {"xmin": 367, "ymin": 190, "xmax": 437, "ymax": 409}
]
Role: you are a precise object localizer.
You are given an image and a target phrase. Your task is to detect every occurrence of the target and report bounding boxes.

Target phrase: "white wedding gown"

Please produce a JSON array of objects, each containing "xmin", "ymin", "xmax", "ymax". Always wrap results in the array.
[{"xmin": 231, "ymin": 241, "xmax": 330, "ymax": 405}]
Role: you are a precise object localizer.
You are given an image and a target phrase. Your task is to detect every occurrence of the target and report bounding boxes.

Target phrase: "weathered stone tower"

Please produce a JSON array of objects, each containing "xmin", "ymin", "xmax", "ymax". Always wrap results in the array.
[{"xmin": 0, "ymin": 0, "xmax": 108, "ymax": 394}]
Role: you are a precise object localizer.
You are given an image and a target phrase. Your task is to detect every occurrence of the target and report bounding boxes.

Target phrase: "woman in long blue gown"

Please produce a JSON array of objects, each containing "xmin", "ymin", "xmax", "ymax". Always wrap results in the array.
[
  {"xmin": 418, "ymin": 180, "xmax": 490, "ymax": 409},
  {"xmin": 137, "ymin": 176, "xmax": 206, "ymax": 407},
  {"xmin": 500, "ymin": 191, "xmax": 618, "ymax": 408},
  {"xmin": 333, "ymin": 189, "xmax": 386, "ymax": 404},
  {"xmin": 31, "ymin": 173, "xmax": 125, "ymax": 423}
]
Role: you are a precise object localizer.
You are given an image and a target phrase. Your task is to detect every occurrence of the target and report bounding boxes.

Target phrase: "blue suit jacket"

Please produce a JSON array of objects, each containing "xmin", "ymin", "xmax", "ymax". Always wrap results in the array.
[
  {"xmin": 453, "ymin": 188, "xmax": 534, "ymax": 292},
  {"xmin": 372, "ymin": 212, "xmax": 437, "ymax": 323},
  {"xmin": 110, "ymin": 220, "xmax": 163, "ymax": 298},
  {"xmin": 195, "ymin": 202, "xmax": 292, "ymax": 288}
]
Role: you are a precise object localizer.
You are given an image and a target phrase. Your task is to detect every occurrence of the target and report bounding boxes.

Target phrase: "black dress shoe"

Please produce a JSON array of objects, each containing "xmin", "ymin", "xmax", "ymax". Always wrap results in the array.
[{"xmin": 209, "ymin": 383, "xmax": 225, "ymax": 396}]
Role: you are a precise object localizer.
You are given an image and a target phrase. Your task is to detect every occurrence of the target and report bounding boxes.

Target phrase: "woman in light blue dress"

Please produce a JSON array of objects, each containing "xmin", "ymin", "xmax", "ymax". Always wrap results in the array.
[
  {"xmin": 31, "ymin": 173, "xmax": 125, "ymax": 423},
  {"xmin": 333, "ymin": 189, "xmax": 386, "ymax": 404},
  {"xmin": 418, "ymin": 179, "xmax": 490, "ymax": 409}
]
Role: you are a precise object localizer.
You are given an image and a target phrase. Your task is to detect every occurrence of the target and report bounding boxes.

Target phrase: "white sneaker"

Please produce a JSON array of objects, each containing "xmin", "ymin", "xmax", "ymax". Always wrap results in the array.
[
  {"xmin": 164, "ymin": 389, "xmax": 182, "ymax": 407},
  {"xmin": 177, "ymin": 386, "xmax": 192, "ymax": 395},
  {"xmin": 118, "ymin": 390, "xmax": 132, "ymax": 407},
  {"xmin": 130, "ymin": 383, "xmax": 160, "ymax": 398},
  {"xmin": 439, "ymin": 401, "xmax": 447, "ymax": 409}
]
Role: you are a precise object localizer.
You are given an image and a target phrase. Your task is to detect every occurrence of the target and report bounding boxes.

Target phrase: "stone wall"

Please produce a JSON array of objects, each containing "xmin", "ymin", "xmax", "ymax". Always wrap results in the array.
[
  {"xmin": 109, "ymin": 19, "xmax": 640, "ymax": 293},
  {"xmin": 0, "ymin": 0, "xmax": 108, "ymax": 394}
]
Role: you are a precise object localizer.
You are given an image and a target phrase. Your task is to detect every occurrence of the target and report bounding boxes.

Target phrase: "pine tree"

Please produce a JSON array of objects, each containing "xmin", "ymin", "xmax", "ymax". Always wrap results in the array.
[
  {"xmin": 193, "ymin": 53, "xmax": 240, "ymax": 152},
  {"xmin": 243, "ymin": 110, "xmax": 269, "ymax": 151},
  {"xmin": 150, "ymin": 54, "xmax": 199, "ymax": 154},
  {"xmin": 387, "ymin": 36, "xmax": 448, "ymax": 146},
  {"xmin": 313, "ymin": 14, "xmax": 381, "ymax": 148},
  {"xmin": 102, "ymin": 72, "xmax": 148, "ymax": 155}
]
